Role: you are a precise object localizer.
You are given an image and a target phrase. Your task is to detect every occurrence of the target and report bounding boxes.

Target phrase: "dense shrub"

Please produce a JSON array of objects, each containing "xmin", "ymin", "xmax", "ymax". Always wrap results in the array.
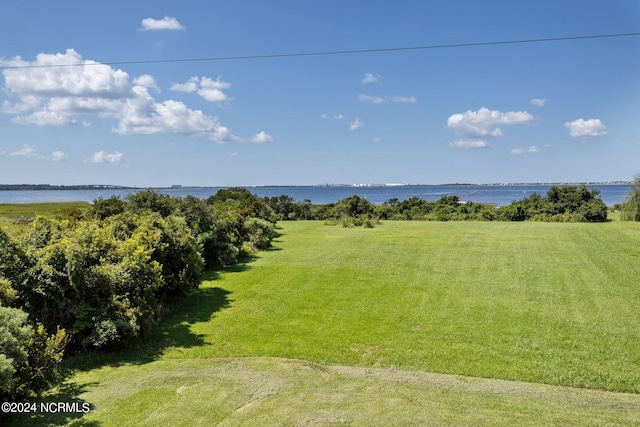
[
  {"xmin": 144, "ymin": 214, "xmax": 204, "ymax": 300},
  {"xmin": 308, "ymin": 185, "xmax": 607, "ymax": 224},
  {"xmin": 125, "ymin": 188, "xmax": 177, "ymax": 217},
  {"xmin": 0, "ymin": 187, "xmax": 280, "ymax": 397},
  {"xmin": 266, "ymin": 195, "xmax": 315, "ymax": 220},
  {"xmin": 333, "ymin": 195, "xmax": 375, "ymax": 218},
  {"xmin": 208, "ymin": 187, "xmax": 276, "ymax": 223},
  {"xmin": 244, "ymin": 218, "xmax": 277, "ymax": 250},
  {"xmin": 497, "ymin": 205, "xmax": 527, "ymax": 221},
  {"xmin": 0, "ymin": 230, "xmax": 31, "ymax": 291},
  {"xmin": 513, "ymin": 185, "xmax": 607, "ymax": 222},
  {"xmin": 18, "ymin": 216, "xmax": 153, "ymax": 350},
  {"xmin": 0, "ymin": 306, "xmax": 65, "ymax": 399},
  {"xmin": 91, "ymin": 196, "xmax": 126, "ymax": 220},
  {"xmin": 90, "ymin": 189, "xmax": 279, "ymax": 267},
  {"xmin": 621, "ymin": 175, "xmax": 640, "ymax": 221},
  {"xmin": 13, "ymin": 212, "xmax": 203, "ymax": 351}
]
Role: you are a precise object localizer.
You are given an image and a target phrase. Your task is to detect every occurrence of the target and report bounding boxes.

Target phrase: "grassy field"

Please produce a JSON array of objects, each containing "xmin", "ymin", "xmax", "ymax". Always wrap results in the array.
[
  {"xmin": 6, "ymin": 219, "xmax": 640, "ymax": 425},
  {"xmin": 0, "ymin": 201, "xmax": 90, "ymax": 231}
]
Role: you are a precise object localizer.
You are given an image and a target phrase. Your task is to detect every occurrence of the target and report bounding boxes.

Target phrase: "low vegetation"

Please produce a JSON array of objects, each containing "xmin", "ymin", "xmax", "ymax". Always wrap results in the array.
[
  {"xmin": 266, "ymin": 184, "xmax": 608, "ymax": 225},
  {"xmin": 618, "ymin": 174, "xmax": 640, "ymax": 221}
]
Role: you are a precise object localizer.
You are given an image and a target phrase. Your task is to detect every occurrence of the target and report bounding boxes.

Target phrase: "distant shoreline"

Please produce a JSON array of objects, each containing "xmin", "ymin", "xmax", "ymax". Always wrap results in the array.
[
  {"xmin": 0, "ymin": 182, "xmax": 631, "ymax": 191},
  {"xmin": 0, "ymin": 184, "xmax": 136, "ymax": 191}
]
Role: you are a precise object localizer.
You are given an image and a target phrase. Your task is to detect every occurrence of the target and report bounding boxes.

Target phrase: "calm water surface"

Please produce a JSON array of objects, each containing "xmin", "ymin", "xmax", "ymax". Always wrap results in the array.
[{"xmin": 0, "ymin": 185, "xmax": 629, "ymax": 206}]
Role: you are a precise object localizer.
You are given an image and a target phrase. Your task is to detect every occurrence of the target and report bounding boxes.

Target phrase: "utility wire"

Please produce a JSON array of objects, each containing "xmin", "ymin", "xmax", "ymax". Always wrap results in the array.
[{"xmin": 1, "ymin": 32, "xmax": 639, "ymax": 70}]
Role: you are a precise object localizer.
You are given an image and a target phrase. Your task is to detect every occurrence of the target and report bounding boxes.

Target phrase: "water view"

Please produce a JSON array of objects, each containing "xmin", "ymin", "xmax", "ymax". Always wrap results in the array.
[{"xmin": 0, "ymin": 184, "xmax": 630, "ymax": 207}]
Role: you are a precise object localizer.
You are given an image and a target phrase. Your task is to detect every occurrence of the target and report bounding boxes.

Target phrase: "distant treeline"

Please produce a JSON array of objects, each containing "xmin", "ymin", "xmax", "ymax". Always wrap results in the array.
[
  {"xmin": 0, "ymin": 184, "xmax": 134, "ymax": 190},
  {"xmin": 265, "ymin": 184, "xmax": 609, "ymax": 225}
]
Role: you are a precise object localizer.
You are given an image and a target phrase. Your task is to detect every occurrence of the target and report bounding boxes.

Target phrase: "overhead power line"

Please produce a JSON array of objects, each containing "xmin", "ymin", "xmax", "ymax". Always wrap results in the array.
[{"xmin": 1, "ymin": 32, "xmax": 639, "ymax": 70}]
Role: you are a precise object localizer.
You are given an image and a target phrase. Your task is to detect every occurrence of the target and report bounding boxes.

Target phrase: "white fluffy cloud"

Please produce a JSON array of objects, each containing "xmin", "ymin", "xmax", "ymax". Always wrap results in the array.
[
  {"xmin": 170, "ymin": 76, "xmax": 232, "ymax": 103},
  {"xmin": 9, "ymin": 144, "xmax": 68, "ymax": 161},
  {"xmin": 447, "ymin": 107, "xmax": 534, "ymax": 149},
  {"xmin": 564, "ymin": 118, "xmax": 607, "ymax": 138},
  {"xmin": 358, "ymin": 94, "xmax": 417, "ymax": 104},
  {"xmin": 114, "ymin": 86, "xmax": 238, "ymax": 142},
  {"xmin": 511, "ymin": 145, "xmax": 541, "ymax": 155},
  {"xmin": 449, "ymin": 140, "xmax": 488, "ymax": 149},
  {"xmin": 447, "ymin": 107, "xmax": 535, "ymax": 137},
  {"xmin": 139, "ymin": 16, "xmax": 185, "ymax": 31},
  {"xmin": 362, "ymin": 73, "xmax": 382, "ymax": 84},
  {"xmin": 198, "ymin": 77, "xmax": 232, "ymax": 102},
  {"xmin": 0, "ymin": 50, "xmax": 242, "ymax": 143},
  {"xmin": 133, "ymin": 74, "xmax": 160, "ymax": 92},
  {"xmin": 1, "ymin": 50, "xmax": 127, "ymax": 125},
  {"xmin": 1, "ymin": 49, "xmax": 129, "ymax": 125},
  {"xmin": 50, "ymin": 150, "xmax": 69, "ymax": 161},
  {"xmin": 358, "ymin": 94, "xmax": 384, "ymax": 104},
  {"xmin": 170, "ymin": 77, "xmax": 198, "ymax": 93},
  {"xmin": 250, "ymin": 131, "xmax": 273, "ymax": 143},
  {"xmin": 389, "ymin": 96, "xmax": 417, "ymax": 103},
  {"xmin": 349, "ymin": 118, "xmax": 364, "ymax": 131},
  {"xmin": 10, "ymin": 144, "xmax": 39, "ymax": 158},
  {"xmin": 1, "ymin": 50, "xmax": 130, "ymax": 99},
  {"xmin": 321, "ymin": 113, "xmax": 347, "ymax": 120},
  {"xmin": 530, "ymin": 98, "xmax": 546, "ymax": 107},
  {"xmin": 90, "ymin": 151, "xmax": 124, "ymax": 164}
]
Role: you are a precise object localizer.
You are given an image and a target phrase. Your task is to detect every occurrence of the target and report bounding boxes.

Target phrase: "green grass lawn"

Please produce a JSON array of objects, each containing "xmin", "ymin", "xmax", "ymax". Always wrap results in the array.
[
  {"xmin": 6, "ymin": 220, "xmax": 640, "ymax": 426},
  {"xmin": 173, "ymin": 220, "xmax": 640, "ymax": 391}
]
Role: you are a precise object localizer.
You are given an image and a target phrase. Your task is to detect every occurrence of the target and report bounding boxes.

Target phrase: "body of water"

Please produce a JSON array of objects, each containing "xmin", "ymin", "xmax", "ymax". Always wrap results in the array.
[{"xmin": 0, "ymin": 184, "xmax": 630, "ymax": 207}]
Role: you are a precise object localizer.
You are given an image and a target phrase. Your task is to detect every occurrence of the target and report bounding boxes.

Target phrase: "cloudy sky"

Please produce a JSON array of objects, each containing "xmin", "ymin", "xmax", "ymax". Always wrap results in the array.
[{"xmin": 0, "ymin": 1, "xmax": 638, "ymax": 186}]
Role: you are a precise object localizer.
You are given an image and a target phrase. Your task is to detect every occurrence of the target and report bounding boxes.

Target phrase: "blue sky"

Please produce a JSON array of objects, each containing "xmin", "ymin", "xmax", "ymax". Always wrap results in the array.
[{"xmin": 1, "ymin": 1, "xmax": 638, "ymax": 186}]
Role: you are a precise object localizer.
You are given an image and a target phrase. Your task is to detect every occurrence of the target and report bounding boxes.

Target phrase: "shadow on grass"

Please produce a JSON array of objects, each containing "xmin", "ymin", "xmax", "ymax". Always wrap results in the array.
[
  {"xmin": 68, "ymin": 275, "xmax": 234, "ymax": 371},
  {"xmin": 67, "ymin": 247, "xmax": 273, "ymax": 372},
  {"xmin": 4, "ymin": 381, "xmax": 101, "ymax": 427},
  {"xmin": 8, "ymin": 253, "xmax": 265, "ymax": 426}
]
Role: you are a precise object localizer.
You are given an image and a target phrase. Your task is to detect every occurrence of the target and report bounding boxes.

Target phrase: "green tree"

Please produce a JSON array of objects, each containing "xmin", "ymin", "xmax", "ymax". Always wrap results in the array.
[
  {"xmin": 244, "ymin": 218, "xmax": 277, "ymax": 251},
  {"xmin": 18, "ymin": 212, "xmax": 202, "ymax": 351},
  {"xmin": 0, "ymin": 229, "xmax": 31, "ymax": 294},
  {"xmin": 497, "ymin": 204, "xmax": 527, "ymax": 221},
  {"xmin": 91, "ymin": 196, "xmax": 126, "ymax": 220},
  {"xmin": 125, "ymin": 188, "xmax": 177, "ymax": 217},
  {"xmin": 208, "ymin": 187, "xmax": 276, "ymax": 222},
  {"xmin": 176, "ymin": 195, "xmax": 219, "ymax": 267},
  {"xmin": 19, "ymin": 216, "xmax": 159, "ymax": 349},
  {"xmin": 0, "ymin": 307, "xmax": 65, "ymax": 399},
  {"xmin": 333, "ymin": 195, "xmax": 375, "ymax": 218},
  {"xmin": 510, "ymin": 185, "xmax": 606, "ymax": 222},
  {"xmin": 621, "ymin": 175, "xmax": 640, "ymax": 221},
  {"xmin": 266, "ymin": 195, "xmax": 295, "ymax": 220}
]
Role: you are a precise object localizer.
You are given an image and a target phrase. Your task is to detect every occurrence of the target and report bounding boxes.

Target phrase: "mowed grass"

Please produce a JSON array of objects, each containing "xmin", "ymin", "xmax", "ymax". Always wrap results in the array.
[
  {"xmin": 176, "ymin": 221, "xmax": 640, "ymax": 392},
  {"xmin": 6, "ymin": 219, "xmax": 640, "ymax": 426},
  {"xmin": 23, "ymin": 358, "xmax": 640, "ymax": 426}
]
